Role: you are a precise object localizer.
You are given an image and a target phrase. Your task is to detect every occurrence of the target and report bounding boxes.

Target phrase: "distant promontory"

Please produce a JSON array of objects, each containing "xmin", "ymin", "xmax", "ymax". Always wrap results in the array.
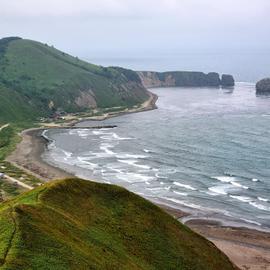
[
  {"xmin": 137, "ymin": 71, "xmax": 235, "ymax": 88},
  {"xmin": 256, "ymin": 78, "xmax": 270, "ymax": 94}
]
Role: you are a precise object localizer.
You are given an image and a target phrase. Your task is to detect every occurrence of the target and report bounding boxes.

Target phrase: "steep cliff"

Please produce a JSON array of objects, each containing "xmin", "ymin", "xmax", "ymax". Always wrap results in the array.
[
  {"xmin": 0, "ymin": 37, "xmax": 149, "ymax": 123},
  {"xmin": 137, "ymin": 71, "xmax": 234, "ymax": 88}
]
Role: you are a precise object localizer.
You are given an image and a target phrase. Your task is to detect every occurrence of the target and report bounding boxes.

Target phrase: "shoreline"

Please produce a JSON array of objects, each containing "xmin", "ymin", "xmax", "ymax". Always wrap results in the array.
[
  {"xmin": 7, "ymin": 91, "xmax": 158, "ymax": 181},
  {"xmin": 6, "ymin": 91, "xmax": 270, "ymax": 270}
]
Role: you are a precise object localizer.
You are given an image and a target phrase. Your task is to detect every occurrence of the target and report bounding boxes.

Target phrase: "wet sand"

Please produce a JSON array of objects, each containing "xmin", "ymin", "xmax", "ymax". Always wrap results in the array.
[{"xmin": 6, "ymin": 128, "xmax": 73, "ymax": 181}]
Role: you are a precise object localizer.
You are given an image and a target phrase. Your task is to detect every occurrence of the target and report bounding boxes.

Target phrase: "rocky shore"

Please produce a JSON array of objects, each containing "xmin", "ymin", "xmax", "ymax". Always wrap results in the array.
[{"xmin": 256, "ymin": 78, "xmax": 270, "ymax": 94}]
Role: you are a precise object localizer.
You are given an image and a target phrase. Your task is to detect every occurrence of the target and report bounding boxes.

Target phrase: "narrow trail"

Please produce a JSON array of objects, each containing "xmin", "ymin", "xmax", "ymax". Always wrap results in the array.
[
  {"xmin": 4, "ymin": 175, "xmax": 33, "ymax": 190},
  {"xmin": 0, "ymin": 207, "xmax": 17, "ymax": 268},
  {"xmin": 0, "ymin": 124, "xmax": 9, "ymax": 132}
]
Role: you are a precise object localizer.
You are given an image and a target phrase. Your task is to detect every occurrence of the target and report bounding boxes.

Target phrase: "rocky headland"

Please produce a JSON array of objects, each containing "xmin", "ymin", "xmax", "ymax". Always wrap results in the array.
[{"xmin": 137, "ymin": 71, "xmax": 235, "ymax": 88}]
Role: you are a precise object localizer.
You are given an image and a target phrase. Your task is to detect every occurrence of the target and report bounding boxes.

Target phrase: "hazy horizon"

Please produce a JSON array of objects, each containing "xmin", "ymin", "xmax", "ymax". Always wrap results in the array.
[{"xmin": 1, "ymin": 0, "xmax": 270, "ymax": 81}]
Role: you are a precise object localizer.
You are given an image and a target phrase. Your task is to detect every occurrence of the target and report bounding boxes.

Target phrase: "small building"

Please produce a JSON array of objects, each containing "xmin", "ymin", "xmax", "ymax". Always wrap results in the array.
[{"xmin": 0, "ymin": 173, "xmax": 4, "ymax": 179}]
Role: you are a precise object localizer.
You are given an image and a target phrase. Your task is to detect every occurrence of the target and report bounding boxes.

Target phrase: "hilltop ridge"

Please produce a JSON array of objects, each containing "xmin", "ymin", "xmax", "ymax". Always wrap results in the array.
[
  {"xmin": 0, "ymin": 178, "xmax": 238, "ymax": 270},
  {"xmin": 0, "ymin": 37, "xmax": 149, "ymax": 123}
]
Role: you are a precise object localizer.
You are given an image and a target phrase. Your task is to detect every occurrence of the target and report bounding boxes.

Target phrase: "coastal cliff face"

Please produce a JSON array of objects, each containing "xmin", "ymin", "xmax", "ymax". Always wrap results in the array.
[
  {"xmin": 0, "ymin": 37, "xmax": 149, "ymax": 123},
  {"xmin": 256, "ymin": 78, "xmax": 270, "ymax": 94},
  {"xmin": 137, "ymin": 71, "xmax": 235, "ymax": 88}
]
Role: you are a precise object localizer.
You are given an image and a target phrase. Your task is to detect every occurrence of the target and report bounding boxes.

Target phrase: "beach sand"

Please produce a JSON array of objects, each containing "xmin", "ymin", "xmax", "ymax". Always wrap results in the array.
[
  {"xmin": 6, "ymin": 92, "xmax": 270, "ymax": 270},
  {"xmin": 7, "ymin": 91, "xmax": 158, "ymax": 181},
  {"xmin": 7, "ymin": 128, "xmax": 73, "ymax": 181}
]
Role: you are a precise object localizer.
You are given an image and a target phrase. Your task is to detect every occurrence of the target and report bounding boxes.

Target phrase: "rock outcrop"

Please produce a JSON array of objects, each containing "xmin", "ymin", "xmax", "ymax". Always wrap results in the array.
[
  {"xmin": 137, "ymin": 71, "xmax": 234, "ymax": 88},
  {"xmin": 256, "ymin": 78, "xmax": 270, "ymax": 94},
  {"xmin": 221, "ymin": 74, "xmax": 235, "ymax": 87}
]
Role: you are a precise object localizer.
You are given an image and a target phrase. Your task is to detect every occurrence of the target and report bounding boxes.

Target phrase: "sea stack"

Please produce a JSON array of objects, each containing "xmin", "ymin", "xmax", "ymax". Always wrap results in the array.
[
  {"xmin": 206, "ymin": 72, "xmax": 221, "ymax": 86},
  {"xmin": 221, "ymin": 74, "xmax": 235, "ymax": 87},
  {"xmin": 256, "ymin": 78, "xmax": 270, "ymax": 94}
]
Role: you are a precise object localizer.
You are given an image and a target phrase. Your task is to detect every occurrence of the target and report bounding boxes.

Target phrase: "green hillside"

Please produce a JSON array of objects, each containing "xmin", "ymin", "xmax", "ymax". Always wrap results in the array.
[
  {"xmin": 0, "ymin": 178, "xmax": 237, "ymax": 270},
  {"xmin": 0, "ymin": 37, "xmax": 149, "ymax": 123}
]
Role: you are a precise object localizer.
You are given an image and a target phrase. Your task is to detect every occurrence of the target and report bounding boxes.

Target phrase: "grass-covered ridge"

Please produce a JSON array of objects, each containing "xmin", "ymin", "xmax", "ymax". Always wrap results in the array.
[
  {"xmin": 0, "ymin": 178, "xmax": 237, "ymax": 270},
  {"xmin": 0, "ymin": 37, "xmax": 149, "ymax": 123}
]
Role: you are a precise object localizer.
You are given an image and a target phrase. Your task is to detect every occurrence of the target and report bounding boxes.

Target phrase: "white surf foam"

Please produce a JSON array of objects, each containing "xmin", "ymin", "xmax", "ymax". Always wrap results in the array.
[
  {"xmin": 163, "ymin": 197, "xmax": 202, "ymax": 210},
  {"xmin": 112, "ymin": 133, "xmax": 133, "ymax": 140},
  {"xmin": 212, "ymin": 176, "xmax": 249, "ymax": 190},
  {"xmin": 229, "ymin": 195, "xmax": 253, "ymax": 203},
  {"xmin": 249, "ymin": 202, "xmax": 270, "ymax": 212},
  {"xmin": 239, "ymin": 218, "xmax": 262, "ymax": 226},
  {"xmin": 147, "ymin": 186, "xmax": 171, "ymax": 192},
  {"xmin": 116, "ymin": 154, "xmax": 147, "ymax": 159},
  {"xmin": 173, "ymin": 181, "xmax": 196, "ymax": 191},
  {"xmin": 118, "ymin": 159, "xmax": 151, "ymax": 170},
  {"xmin": 101, "ymin": 132, "xmax": 133, "ymax": 141},
  {"xmin": 68, "ymin": 129, "xmax": 79, "ymax": 135},
  {"xmin": 77, "ymin": 129, "xmax": 90, "ymax": 138},
  {"xmin": 62, "ymin": 150, "xmax": 72, "ymax": 158},
  {"xmin": 258, "ymin": 197, "xmax": 269, "ymax": 202},
  {"xmin": 231, "ymin": 181, "xmax": 249, "ymax": 190},
  {"xmin": 92, "ymin": 130, "xmax": 111, "ymax": 135},
  {"xmin": 173, "ymin": 191, "xmax": 188, "ymax": 196},
  {"xmin": 77, "ymin": 157, "xmax": 98, "ymax": 169},
  {"xmin": 208, "ymin": 185, "xmax": 228, "ymax": 195},
  {"xmin": 115, "ymin": 172, "xmax": 155, "ymax": 183},
  {"xmin": 212, "ymin": 176, "xmax": 235, "ymax": 183},
  {"xmin": 155, "ymin": 173, "xmax": 168, "ymax": 179},
  {"xmin": 100, "ymin": 143, "xmax": 116, "ymax": 155}
]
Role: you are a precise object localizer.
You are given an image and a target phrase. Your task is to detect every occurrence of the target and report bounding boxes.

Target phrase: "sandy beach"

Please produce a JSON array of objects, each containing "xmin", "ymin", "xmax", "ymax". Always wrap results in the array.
[
  {"xmin": 6, "ymin": 92, "xmax": 270, "ymax": 270},
  {"xmin": 6, "ymin": 128, "xmax": 73, "ymax": 181}
]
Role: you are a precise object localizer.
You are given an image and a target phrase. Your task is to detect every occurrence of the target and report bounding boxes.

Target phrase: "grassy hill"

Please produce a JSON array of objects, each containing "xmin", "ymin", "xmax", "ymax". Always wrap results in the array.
[
  {"xmin": 0, "ymin": 37, "xmax": 149, "ymax": 124},
  {"xmin": 0, "ymin": 178, "xmax": 237, "ymax": 270}
]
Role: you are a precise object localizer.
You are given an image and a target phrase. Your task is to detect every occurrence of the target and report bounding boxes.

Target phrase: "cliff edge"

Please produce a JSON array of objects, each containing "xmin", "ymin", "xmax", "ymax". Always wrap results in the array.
[{"xmin": 137, "ymin": 71, "xmax": 235, "ymax": 88}]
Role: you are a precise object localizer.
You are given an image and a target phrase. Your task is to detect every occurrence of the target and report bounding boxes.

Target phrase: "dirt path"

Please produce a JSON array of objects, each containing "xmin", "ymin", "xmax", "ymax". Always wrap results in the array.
[
  {"xmin": 0, "ymin": 124, "xmax": 10, "ymax": 132},
  {"xmin": 4, "ymin": 175, "xmax": 33, "ymax": 190},
  {"xmin": 0, "ymin": 207, "xmax": 17, "ymax": 268}
]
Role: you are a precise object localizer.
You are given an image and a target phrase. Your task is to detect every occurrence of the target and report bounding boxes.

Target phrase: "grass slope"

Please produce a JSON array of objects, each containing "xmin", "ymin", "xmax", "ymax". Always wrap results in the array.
[
  {"xmin": 0, "ymin": 37, "xmax": 148, "ymax": 123},
  {"xmin": 0, "ymin": 178, "xmax": 237, "ymax": 270},
  {"xmin": 0, "ymin": 86, "xmax": 37, "ymax": 124}
]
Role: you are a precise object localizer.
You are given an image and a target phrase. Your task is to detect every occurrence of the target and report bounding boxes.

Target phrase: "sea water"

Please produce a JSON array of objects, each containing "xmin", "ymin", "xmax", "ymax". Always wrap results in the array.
[{"xmin": 43, "ymin": 83, "xmax": 270, "ymax": 230}]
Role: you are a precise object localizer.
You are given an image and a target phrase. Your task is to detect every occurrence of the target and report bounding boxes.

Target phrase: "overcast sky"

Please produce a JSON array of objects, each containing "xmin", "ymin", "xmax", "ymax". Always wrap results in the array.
[
  {"xmin": 1, "ymin": 0, "xmax": 269, "ymax": 55},
  {"xmin": 0, "ymin": 0, "xmax": 270, "ymax": 80}
]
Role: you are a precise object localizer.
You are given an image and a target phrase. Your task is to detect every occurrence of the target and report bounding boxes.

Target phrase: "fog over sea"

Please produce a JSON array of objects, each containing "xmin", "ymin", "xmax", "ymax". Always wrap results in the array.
[
  {"xmin": 87, "ymin": 51, "xmax": 270, "ymax": 83},
  {"xmin": 43, "ymin": 82, "xmax": 270, "ymax": 231}
]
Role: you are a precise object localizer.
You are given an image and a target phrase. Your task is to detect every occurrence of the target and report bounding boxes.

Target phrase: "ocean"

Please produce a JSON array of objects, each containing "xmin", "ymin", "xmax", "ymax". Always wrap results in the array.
[
  {"xmin": 43, "ymin": 83, "xmax": 270, "ymax": 231},
  {"xmin": 86, "ymin": 51, "xmax": 270, "ymax": 83}
]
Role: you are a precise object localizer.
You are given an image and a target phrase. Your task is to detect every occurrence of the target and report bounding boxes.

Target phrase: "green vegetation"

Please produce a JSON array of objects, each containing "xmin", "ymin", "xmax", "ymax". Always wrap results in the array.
[
  {"xmin": 0, "ymin": 125, "xmax": 20, "ymax": 161},
  {"xmin": 0, "ymin": 180, "xmax": 22, "ymax": 199},
  {"xmin": 0, "ymin": 36, "xmax": 149, "ymax": 198},
  {"xmin": 0, "ymin": 37, "xmax": 149, "ymax": 124},
  {"xmin": 0, "ymin": 178, "xmax": 237, "ymax": 270},
  {"xmin": 0, "ymin": 125, "xmax": 42, "ymax": 199},
  {"xmin": 0, "ymin": 161, "xmax": 41, "ymax": 187}
]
